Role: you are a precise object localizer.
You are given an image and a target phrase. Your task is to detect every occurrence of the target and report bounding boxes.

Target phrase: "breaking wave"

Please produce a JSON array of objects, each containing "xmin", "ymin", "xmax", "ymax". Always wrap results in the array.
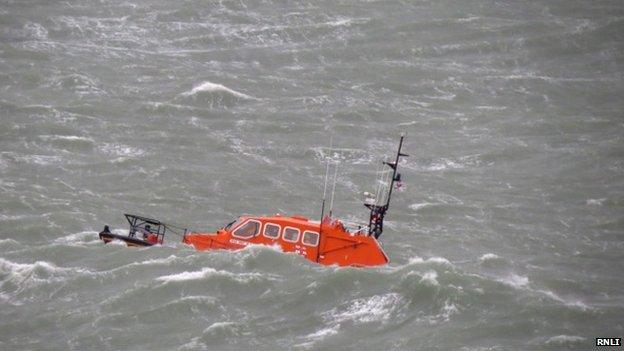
[{"xmin": 178, "ymin": 81, "xmax": 257, "ymax": 107}]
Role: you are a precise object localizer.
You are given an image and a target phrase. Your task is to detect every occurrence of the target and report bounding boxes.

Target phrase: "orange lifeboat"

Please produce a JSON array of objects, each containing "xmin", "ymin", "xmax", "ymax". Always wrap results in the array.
[
  {"xmin": 183, "ymin": 214, "xmax": 389, "ymax": 267},
  {"xmin": 183, "ymin": 135, "xmax": 408, "ymax": 267}
]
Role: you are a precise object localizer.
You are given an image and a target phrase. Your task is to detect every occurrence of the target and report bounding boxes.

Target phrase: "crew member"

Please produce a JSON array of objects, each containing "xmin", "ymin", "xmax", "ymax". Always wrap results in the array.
[{"xmin": 142, "ymin": 225, "xmax": 159, "ymax": 244}]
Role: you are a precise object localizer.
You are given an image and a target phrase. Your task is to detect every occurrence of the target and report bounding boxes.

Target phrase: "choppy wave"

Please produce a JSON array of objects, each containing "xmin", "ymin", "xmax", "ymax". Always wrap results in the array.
[
  {"xmin": 182, "ymin": 81, "xmax": 255, "ymax": 100},
  {"xmin": 177, "ymin": 81, "xmax": 257, "ymax": 107}
]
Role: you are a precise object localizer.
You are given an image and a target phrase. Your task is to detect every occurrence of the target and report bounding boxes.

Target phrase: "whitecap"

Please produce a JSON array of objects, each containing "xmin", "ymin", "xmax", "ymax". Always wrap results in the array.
[
  {"xmin": 181, "ymin": 81, "xmax": 255, "ymax": 100},
  {"xmin": 105, "ymin": 255, "xmax": 182, "ymax": 273},
  {"xmin": 0, "ymin": 258, "xmax": 92, "ymax": 290},
  {"xmin": 156, "ymin": 269, "xmax": 208, "ymax": 282},
  {"xmin": 407, "ymin": 256, "xmax": 452, "ymax": 267},
  {"xmin": 545, "ymin": 335, "xmax": 585, "ymax": 345},
  {"xmin": 479, "ymin": 253, "xmax": 510, "ymax": 268},
  {"xmin": 499, "ymin": 273, "xmax": 529, "ymax": 288},
  {"xmin": 586, "ymin": 198, "xmax": 606, "ymax": 206},
  {"xmin": 408, "ymin": 256, "xmax": 424, "ymax": 264},
  {"xmin": 536, "ymin": 289, "xmax": 590, "ymax": 311},
  {"xmin": 427, "ymin": 300, "xmax": 458, "ymax": 325},
  {"xmin": 420, "ymin": 271, "xmax": 439, "ymax": 286},
  {"xmin": 14, "ymin": 154, "xmax": 63, "ymax": 166},
  {"xmin": 295, "ymin": 326, "xmax": 340, "ymax": 349},
  {"xmin": 0, "ymin": 238, "xmax": 21, "ymax": 247},
  {"xmin": 479, "ymin": 253, "xmax": 501, "ymax": 261},
  {"xmin": 24, "ymin": 22, "xmax": 49, "ymax": 39},
  {"xmin": 178, "ymin": 338, "xmax": 207, "ymax": 351},
  {"xmin": 156, "ymin": 267, "xmax": 275, "ymax": 284},
  {"xmin": 322, "ymin": 293, "xmax": 404, "ymax": 325},
  {"xmin": 475, "ymin": 105, "xmax": 507, "ymax": 111},
  {"xmin": 456, "ymin": 16, "xmax": 480, "ymax": 23},
  {"xmin": 305, "ymin": 326, "xmax": 339, "ymax": 340},
  {"xmin": 53, "ymin": 231, "xmax": 99, "ymax": 245},
  {"xmin": 201, "ymin": 321, "xmax": 244, "ymax": 338},
  {"xmin": 169, "ymin": 295, "xmax": 218, "ymax": 305},
  {"xmin": 426, "ymin": 257, "xmax": 452, "ymax": 265},
  {"xmin": 39, "ymin": 135, "xmax": 93, "ymax": 142},
  {"xmin": 409, "ymin": 202, "xmax": 435, "ymax": 211},
  {"xmin": 100, "ymin": 143, "xmax": 145, "ymax": 158},
  {"xmin": 427, "ymin": 158, "xmax": 464, "ymax": 171}
]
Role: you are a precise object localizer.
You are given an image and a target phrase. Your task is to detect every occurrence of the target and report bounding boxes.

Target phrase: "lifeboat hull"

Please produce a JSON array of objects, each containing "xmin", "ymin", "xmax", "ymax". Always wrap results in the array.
[{"xmin": 183, "ymin": 215, "xmax": 389, "ymax": 267}]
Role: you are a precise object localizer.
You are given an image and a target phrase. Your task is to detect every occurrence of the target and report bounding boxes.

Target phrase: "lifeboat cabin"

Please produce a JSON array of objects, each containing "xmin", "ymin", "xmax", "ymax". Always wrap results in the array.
[{"xmin": 183, "ymin": 214, "xmax": 389, "ymax": 267}]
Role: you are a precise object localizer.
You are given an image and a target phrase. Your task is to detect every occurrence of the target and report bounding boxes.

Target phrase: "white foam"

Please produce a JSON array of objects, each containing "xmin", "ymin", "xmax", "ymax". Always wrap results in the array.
[
  {"xmin": 586, "ymin": 198, "xmax": 606, "ymax": 206},
  {"xmin": 24, "ymin": 22, "xmax": 49, "ymax": 39},
  {"xmin": 427, "ymin": 257, "xmax": 452, "ymax": 265},
  {"xmin": 475, "ymin": 105, "xmax": 507, "ymax": 111},
  {"xmin": 100, "ymin": 143, "xmax": 145, "ymax": 158},
  {"xmin": 39, "ymin": 135, "xmax": 93, "ymax": 143},
  {"xmin": 201, "ymin": 321, "xmax": 243, "ymax": 338},
  {"xmin": 0, "ymin": 238, "xmax": 21, "ymax": 246},
  {"xmin": 428, "ymin": 300, "xmax": 458, "ymax": 325},
  {"xmin": 170, "ymin": 295, "xmax": 218, "ymax": 305},
  {"xmin": 0, "ymin": 258, "xmax": 91, "ymax": 289},
  {"xmin": 323, "ymin": 293, "xmax": 404, "ymax": 325},
  {"xmin": 178, "ymin": 339, "xmax": 207, "ymax": 351},
  {"xmin": 296, "ymin": 326, "xmax": 340, "ymax": 349},
  {"xmin": 457, "ymin": 16, "xmax": 480, "ymax": 23},
  {"xmin": 420, "ymin": 271, "xmax": 439, "ymax": 286},
  {"xmin": 427, "ymin": 158, "xmax": 464, "ymax": 171},
  {"xmin": 156, "ymin": 268, "xmax": 211, "ymax": 282},
  {"xmin": 409, "ymin": 202, "xmax": 435, "ymax": 211},
  {"xmin": 53, "ymin": 231, "xmax": 99, "ymax": 245},
  {"xmin": 408, "ymin": 256, "xmax": 452, "ymax": 266},
  {"xmin": 15, "ymin": 154, "xmax": 63, "ymax": 166},
  {"xmin": 240, "ymin": 242, "xmax": 284, "ymax": 253},
  {"xmin": 182, "ymin": 81, "xmax": 255, "ymax": 100},
  {"xmin": 545, "ymin": 335, "xmax": 585, "ymax": 345},
  {"xmin": 479, "ymin": 253, "xmax": 501, "ymax": 261},
  {"xmin": 107, "ymin": 239, "xmax": 128, "ymax": 246},
  {"xmin": 536, "ymin": 289, "xmax": 590, "ymax": 311},
  {"xmin": 156, "ymin": 267, "xmax": 273, "ymax": 284},
  {"xmin": 106, "ymin": 255, "xmax": 181, "ymax": 273},
  {"xmin": 408, "ymin": 256, "xmax": 424, "ymax": 264},
  {"xmin": 305, "ymin": 326, "xmax": 339, "ymax": 340},
  {"xmin": 499, "ymin": 273, "xmax": 529, "ymax": 288},
  {"xmin": 203, "ymin": 321, "xmax": 238, "ymax": 333}
]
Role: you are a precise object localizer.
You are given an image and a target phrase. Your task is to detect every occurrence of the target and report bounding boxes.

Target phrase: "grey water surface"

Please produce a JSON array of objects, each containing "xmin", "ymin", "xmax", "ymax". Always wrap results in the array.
[{"xmin": 1, "ymin": 0, "xmax": 623, "ymax": 350}]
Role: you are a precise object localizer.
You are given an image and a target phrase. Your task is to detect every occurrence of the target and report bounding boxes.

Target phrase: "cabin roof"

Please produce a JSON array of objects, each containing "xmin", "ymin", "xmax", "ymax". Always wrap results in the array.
[{"xmin": 243, "ymin": 214, "xmax": 320, "ymax": 226}]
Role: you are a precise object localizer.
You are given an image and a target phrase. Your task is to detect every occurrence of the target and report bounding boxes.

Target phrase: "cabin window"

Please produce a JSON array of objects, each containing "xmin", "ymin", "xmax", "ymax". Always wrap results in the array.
[
  {"xmin": 283, "ymin": 227, "xmax": 300, "ymax": 243},
  {"xmin": 302, "ymin": 231, "xmax": 319, "ymax": 247},
  {"xmin": 263, "ymin": 223, "xmax": 280, "ymax": 239},
  {"xmin": 232, "ymin": 220, "xmax": 260, "ymax": 239}
]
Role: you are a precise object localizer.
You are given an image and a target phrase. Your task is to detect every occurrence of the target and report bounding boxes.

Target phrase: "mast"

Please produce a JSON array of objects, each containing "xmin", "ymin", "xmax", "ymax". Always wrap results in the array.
[
  {"xmin": 365, "ymin": 134, "xmax": 408, "ymax": 239},
  {"xmin": 317, "ymin": 138, "xmax": 332, "ymax": 263}
]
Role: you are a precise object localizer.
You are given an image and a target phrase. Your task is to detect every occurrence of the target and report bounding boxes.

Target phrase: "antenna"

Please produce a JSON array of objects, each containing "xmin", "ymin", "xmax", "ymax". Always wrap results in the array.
[
  {"xmin": 365, "ymin": 134, "xmax": 408, "ymax": 239},
  {"xmin": 319, "ymin": 137, "xmax": 333, "ymax": 221},
  {"xmin": 317, "ymin": 137, "xmax": 332, "ymax": 263},
  {"xmin": 322, "ymin": 137, "xmax": 333, "ymax": 201},
  {"xmin": 328, "ymin": 162, "xmax": 339, "ymax": 217}
]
